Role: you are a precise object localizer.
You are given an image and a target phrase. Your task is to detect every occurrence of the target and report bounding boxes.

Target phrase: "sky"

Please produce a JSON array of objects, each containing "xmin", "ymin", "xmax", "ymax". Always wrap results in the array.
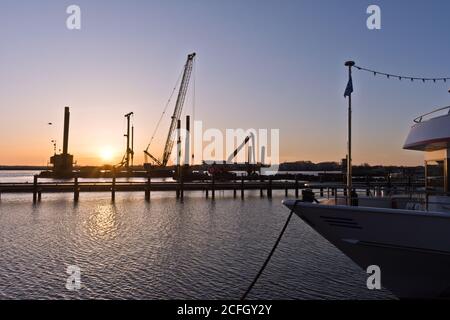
[{"xmin": 1, "ymin": 0, "xmax": 450, "ymax": 166}]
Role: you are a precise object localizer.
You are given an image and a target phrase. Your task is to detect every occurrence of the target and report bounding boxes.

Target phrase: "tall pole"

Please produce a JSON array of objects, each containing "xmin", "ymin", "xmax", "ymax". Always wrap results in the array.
[
  {"xmin": 131, "ymin": 125, "xmax": 134, "ymax": 167},
  {"xmin": 345, "ymin": 61, "xmax": 355, "ymax": 205},
  {"xmin": 185, "ymin": 115, "xmax": 190, "ymax": 166},
  {"xmin": 176, "ymin": 119, "xmax": 181, "ymax": 167},
  {"xmin": 124, "ymin": 112, "xmax": 134, "ymax": 169},
  {"xmin": 126, "ymin": 115, "xmax": 130, "ymax": 169},
  {"xmin": 62, "ymin": 107, "xmax": 70, "ymax": 155}
]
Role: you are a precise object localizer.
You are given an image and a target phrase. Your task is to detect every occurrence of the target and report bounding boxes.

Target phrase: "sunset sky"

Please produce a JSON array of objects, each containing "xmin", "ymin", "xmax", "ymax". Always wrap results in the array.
[{"xmin": 1, "ymin": 0, "xmax": 450, "ymax": 166}]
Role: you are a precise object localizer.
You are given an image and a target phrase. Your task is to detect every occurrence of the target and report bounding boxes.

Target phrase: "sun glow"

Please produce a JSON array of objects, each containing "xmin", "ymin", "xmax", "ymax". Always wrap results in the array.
[{"xmin": 99, "ymin": 147, "xmax": 115, "ymax": 163}]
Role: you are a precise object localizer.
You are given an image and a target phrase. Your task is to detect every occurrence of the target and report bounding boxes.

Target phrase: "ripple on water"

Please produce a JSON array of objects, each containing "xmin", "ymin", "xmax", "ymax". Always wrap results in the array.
[{"xmin": 0, "ymin": 193, "xmax": 395, "ymax": 299}]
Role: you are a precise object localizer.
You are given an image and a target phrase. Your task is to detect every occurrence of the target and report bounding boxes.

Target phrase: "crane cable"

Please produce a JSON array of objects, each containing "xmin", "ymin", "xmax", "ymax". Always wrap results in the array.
[
  {"xmin": 144, "ymin": 68, "xmax": 185, "ymax": 153},
  {"xmin": 241, "ymin": 200, "xmax": 299, "ymax": 300}
]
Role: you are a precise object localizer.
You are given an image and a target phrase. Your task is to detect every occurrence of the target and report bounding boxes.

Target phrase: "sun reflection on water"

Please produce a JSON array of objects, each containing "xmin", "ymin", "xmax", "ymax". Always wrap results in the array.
[{"xmin": 86, "ymin": 204, "xmax": 119, "ymax": 240}]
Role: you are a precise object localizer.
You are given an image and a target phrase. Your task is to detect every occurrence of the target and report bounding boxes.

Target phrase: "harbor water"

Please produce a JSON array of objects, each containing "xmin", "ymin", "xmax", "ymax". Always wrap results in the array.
[{"xmin": 0, "ymin": 171, "xmax": 394, "ymax": 299}]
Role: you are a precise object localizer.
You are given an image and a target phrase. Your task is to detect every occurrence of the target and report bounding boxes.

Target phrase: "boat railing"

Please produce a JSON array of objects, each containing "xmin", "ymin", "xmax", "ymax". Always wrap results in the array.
[
  {"xmin": 413, "ymin": 105, "xmax": 450, "ymax": 123},
  {"xmin": 327, "ymin": 190, "xmax": 450, "ymax": 212}
]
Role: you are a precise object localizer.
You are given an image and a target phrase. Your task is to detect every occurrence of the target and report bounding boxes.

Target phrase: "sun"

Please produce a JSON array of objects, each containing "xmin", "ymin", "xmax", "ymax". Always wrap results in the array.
[{"xmin": 99, "ymin": 147, "xmax": 115, "ymax": 163}]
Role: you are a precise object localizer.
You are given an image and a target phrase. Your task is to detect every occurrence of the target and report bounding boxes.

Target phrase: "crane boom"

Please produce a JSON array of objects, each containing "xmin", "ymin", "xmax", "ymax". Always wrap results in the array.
[
  {"xmin": 161, "ymin": 53, "xmax": 196, "ymax": 166},
  {"xmin": 144, "ymin": 150, "xmax": 163, "ymax": 166},
  {"xmin": 227, "ymin": 133, "xmax": 255, "ymax": 163}
]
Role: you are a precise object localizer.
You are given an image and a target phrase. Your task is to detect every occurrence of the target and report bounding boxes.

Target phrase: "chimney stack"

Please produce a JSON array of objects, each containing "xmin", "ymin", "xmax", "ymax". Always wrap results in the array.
[{"xmin": 63, "ymin": 106, "xmax": 70, "ymax": 155}]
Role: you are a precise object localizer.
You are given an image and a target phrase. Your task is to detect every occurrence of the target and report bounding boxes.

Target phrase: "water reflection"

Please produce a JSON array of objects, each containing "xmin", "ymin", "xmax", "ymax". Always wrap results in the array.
[
  {"xmin": 0, "ymin": 192, "xmax": 395, "ymax": 299},
  {"xmin": 85, "ymin": 204, "xmax": 119, "ymax": 240}
]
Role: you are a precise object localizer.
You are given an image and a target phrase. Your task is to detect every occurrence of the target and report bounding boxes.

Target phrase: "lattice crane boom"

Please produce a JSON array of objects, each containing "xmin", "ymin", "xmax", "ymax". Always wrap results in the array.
[
  {"xmin": 144, "ymin": 52, "xmax": 196, "ymax": 167},
  {"xmin": 161, "ymin": 52, "xmax": 196, "ymax": 166}
]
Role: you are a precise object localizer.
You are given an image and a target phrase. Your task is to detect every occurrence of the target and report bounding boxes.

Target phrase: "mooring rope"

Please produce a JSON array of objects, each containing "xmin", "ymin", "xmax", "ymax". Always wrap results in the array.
[{"xmin": 241, "ymin": 200, "xmax": 300, "ymax": 300}]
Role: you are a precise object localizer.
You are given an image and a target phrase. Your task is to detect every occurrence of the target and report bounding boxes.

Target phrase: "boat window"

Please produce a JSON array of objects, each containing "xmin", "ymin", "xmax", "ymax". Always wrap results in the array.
[{"xmin": 425, "ymin": 160, "xmax": 446, "ymax": 192}]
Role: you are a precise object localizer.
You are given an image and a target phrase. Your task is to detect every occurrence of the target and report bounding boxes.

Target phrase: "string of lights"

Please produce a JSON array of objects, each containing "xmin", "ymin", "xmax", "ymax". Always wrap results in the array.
[{"xmin": 354, "ymin": 65, "xmax": 450, "ymax": 83}]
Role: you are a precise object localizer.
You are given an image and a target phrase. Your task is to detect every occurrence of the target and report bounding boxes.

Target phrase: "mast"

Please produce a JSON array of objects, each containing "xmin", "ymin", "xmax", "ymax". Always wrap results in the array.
[{"xmin": 345, "ymin": 60, "xmax": 355, "ymax": 205}]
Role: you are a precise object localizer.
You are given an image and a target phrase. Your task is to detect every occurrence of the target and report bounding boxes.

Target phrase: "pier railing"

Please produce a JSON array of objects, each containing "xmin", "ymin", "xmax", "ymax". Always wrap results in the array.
[{"xmin": 0, "ymin": 174, "xmax": 423, "ymax": 204}]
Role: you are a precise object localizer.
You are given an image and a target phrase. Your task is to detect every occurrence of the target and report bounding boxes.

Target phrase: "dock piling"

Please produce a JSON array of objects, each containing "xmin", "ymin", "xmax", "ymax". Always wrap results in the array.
[
  {"xmin": 259, "ymin": 178, "xmax": 264, "ymax": 197},
  {"xmin": 74, "ymin": 175, "xmax": 79, "ymax": 202},
  {"xmin": 180, "ymin": 172, "xmax": 184, "ymax": 200},
  {"xmin": 33, "ymin": 175, "xmax": 38, "ymax": 204},
  {"xmin": 268, "ymin": 177, "xmax": 272, "ymax": 198},
  {"xmin": 145, "ymin": 175, "xmax": 151, "ymax": 201},
  {"xmin": 211, "ymin": 174, "xmax": 215, "ymax": 199},
  {"xmin": 111, "ymin": 172, "xmax": 116, "ymax": 201}
]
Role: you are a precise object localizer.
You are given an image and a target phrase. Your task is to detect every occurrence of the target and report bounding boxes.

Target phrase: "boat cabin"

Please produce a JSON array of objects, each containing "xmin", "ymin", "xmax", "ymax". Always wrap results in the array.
[{"xmin": 404, "ymin": 106, "xmax": 450, "ymax": 193}]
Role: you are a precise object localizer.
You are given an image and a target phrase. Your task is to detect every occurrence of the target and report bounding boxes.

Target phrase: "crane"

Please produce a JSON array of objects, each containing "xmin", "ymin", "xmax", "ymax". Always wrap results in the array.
[
  {"xmin": 227, "ymin": 133, "xmax": 256, "ymax": 163},
  {"xmin": 117, "ymin": 112, "xmax": 134, "ymax": 169},
  {"xmin": 202, "ymin": 133, "xmax": 258, "ymax": 178},
  {"xmin": 144, "ymin": 52, "xmax": 196, "ymax": 167}
]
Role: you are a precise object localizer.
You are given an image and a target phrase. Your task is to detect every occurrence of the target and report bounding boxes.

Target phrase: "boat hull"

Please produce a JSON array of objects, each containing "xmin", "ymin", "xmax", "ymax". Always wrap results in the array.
[{"xmin": 283, "ymin": 200, "xmax": 450, "ymax": 299}]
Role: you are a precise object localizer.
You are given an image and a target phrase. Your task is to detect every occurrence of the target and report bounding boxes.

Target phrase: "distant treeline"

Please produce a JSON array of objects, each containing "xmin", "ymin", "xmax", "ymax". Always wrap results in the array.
[
  {"xmin": 278, "ymin": 161, "xmax": 424, "ymax": 175},
  {"xmin": 279, "ymin": 161, "xmax": 341, "ymax": 171},
  {"xmin": 0, "ymin": 162, "xmax": 425, "ymax": 177},
  {"xmin": 0, "ymin": 166, "xmax": 50, "ymax": 171}
]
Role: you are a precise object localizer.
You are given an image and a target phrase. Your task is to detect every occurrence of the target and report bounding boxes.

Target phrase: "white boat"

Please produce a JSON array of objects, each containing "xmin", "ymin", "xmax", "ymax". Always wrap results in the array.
[{"xmin": 284, "ymin": 105, "xmax": 450, "ymax": 299}]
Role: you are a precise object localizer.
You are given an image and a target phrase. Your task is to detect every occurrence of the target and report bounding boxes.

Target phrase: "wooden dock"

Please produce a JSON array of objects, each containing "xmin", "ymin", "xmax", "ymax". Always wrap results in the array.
[{"xmin": 0, "ymin": 175, "xmax": 422, "ymax": 203}]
